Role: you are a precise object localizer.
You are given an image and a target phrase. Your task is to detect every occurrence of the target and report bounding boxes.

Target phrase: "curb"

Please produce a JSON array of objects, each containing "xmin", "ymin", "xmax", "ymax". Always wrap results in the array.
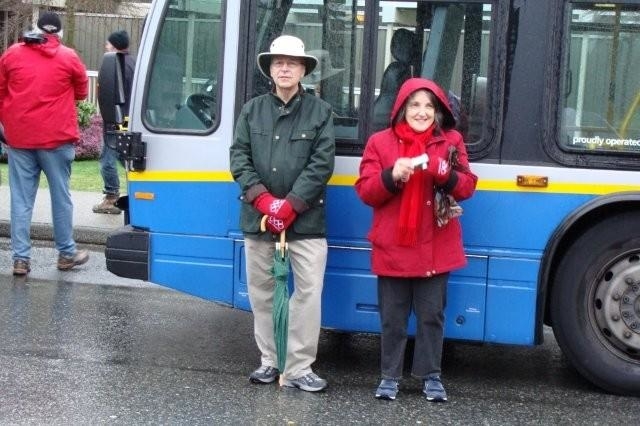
[{"xmin": 0, "ymin": 220, "xmax": 110, "ymax": 246}]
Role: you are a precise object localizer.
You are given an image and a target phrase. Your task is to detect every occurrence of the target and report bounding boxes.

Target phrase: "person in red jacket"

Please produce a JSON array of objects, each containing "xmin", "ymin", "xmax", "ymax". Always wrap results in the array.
[
  {"xmin": 355, "ymin": 78, "xmax": 477, "ymax": 402},
  {"xmin": 0, "ymin": 11, "xmax": 90, "ymax": 276}
]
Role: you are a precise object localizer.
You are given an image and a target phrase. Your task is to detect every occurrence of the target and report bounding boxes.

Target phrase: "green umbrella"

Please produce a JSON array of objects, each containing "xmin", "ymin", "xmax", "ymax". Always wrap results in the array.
[{"xmin": 271, "ymin": 230, "xmax": 290, "ymax": 373}]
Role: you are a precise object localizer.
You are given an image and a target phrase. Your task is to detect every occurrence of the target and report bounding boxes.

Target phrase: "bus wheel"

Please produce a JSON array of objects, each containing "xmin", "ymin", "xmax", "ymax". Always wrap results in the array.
[{"xmin": 551, "ymin": 212, "xmax": 640, "ymax": 396}]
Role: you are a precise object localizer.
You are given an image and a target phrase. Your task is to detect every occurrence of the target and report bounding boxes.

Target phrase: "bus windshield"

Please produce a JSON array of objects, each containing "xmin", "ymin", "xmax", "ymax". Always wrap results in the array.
[{"xmin": 250, "ymin": 1, "xmax": 493, "ymax": 156}]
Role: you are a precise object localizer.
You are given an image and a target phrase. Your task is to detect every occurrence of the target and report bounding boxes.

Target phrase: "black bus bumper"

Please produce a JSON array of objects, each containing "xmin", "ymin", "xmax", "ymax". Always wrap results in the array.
[{"xmin": 105, "ymin": 225, "xmax": 150, "ymax": 281}]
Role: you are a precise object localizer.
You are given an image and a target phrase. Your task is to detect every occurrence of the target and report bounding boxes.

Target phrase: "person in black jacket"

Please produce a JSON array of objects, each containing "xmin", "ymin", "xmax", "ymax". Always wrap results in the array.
[{"xmin": 93, "ymin": 30, "xmax": 135, "ymax": 214}]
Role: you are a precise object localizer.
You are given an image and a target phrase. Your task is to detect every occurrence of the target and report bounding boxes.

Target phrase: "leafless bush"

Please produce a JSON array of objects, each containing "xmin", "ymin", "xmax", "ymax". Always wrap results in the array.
[{"xmin": 1, "ymin": 1, "xmax": 142, "ymax": 52}]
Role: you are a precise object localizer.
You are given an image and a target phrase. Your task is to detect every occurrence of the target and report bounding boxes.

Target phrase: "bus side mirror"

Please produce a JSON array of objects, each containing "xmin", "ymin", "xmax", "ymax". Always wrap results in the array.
[
  {"xmin": 114, "ymin": 131, "xmax": 146, "ymax": 172},
  {"xmin": 97, "ymin": 52, "xmax": 126, "ymax": 125}
]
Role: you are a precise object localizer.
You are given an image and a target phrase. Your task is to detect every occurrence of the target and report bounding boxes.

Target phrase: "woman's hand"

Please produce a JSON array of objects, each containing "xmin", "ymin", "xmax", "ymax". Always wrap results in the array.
[
  {"xmin": 426, "ymin": 155, "xmax": 451, "ymax": 184},
  {"xmin": 392, "ymin": 157, "xmax": 414, "ymax": 183}
]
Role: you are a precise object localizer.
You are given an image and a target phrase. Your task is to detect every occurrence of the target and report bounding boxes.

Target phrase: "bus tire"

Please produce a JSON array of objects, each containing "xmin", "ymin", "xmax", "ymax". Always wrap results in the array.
[{"xmin": 550, "ymin": 211, "xmax": 640, "ymax": 396}]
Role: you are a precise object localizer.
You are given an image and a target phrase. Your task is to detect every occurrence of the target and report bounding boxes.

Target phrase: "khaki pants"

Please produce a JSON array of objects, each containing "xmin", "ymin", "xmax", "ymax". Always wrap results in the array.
[{"xmin": 244, "ymin": 237, "xmax": 327, "ymax": 380}]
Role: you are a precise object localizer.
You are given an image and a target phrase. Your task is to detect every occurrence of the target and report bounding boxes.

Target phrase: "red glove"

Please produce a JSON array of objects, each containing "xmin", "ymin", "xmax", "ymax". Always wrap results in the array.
[
  {"xmin": 253, "ymin": 193, "xmax": 294, "ymax": 219},
  {"xmin": 426, "ymin": 155, "xmax": 451, "ymax": 184},
  {"xmin": 265, "ymin": 211, "xmax": 297, "ymax": 234}
]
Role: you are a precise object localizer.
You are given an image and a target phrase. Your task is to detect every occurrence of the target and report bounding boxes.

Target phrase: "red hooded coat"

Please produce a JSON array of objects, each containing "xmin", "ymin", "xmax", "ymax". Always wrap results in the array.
[
  {"xmin": 0, "ymin": 34, "xmax": 88, "ymax": 149},
  {"xmin": 355, "ymin": 78, "xmax": 478, "ymax": 277}
]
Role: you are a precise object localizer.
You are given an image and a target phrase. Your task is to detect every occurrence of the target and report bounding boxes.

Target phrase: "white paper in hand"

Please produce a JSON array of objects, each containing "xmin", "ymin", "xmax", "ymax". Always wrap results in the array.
[{"xmin": 411, "ymin": 153, "xmax": 429, "ymax": 170}]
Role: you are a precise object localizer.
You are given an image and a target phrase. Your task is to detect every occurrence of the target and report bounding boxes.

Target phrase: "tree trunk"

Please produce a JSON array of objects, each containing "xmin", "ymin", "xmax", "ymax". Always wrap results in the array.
[{"xmin": 63, "ymin": 0, "xmax": 76, "ymax": 49}]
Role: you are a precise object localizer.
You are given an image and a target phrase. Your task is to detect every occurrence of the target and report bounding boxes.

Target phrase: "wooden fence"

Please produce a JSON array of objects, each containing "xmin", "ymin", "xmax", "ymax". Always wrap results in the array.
[
  {"xmin": 87, "ymin": 70, "xmax": 98, "ymax": 107},
  {"xmin": 1, "ymin": 11, "xmax": 144, "ymax": 71},
  {"xmin": 71, "ymin": 13, "xmax": 144, "ymax": 71}
]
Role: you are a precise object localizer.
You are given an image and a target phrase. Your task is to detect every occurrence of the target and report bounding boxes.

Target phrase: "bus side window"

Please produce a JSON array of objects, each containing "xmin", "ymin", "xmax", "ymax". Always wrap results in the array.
[
  {"xmin": 467, "ymin": 74, "xmax": 486, "ymax": 142},
  {"xmin": 560, "ymin": 3, "xmax": 640, "ymax": 155},
  {"xmin": 252, "ymin": 0, "xmax": 364, "ymax": 153},
  {"xmin": 143, "ymin": 0, "xmax": 224, "ymax": 132},
  {"xmin": 371, "ymin": 28, "xmax": 418, "ymax": 133},
  {"xmin": 374, "ymin": 2, "xmax": 493, "ymax": 149},
  {"xmin": 250, "ymin": 1, "xmax": 493, "ymax": 154}
]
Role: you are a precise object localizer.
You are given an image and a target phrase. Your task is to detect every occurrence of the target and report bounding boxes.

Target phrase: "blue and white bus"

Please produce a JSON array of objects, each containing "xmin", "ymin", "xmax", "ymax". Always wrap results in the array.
[{"xmin": 100, "ymin": 0, "xmax": 640, "ymax": 395}]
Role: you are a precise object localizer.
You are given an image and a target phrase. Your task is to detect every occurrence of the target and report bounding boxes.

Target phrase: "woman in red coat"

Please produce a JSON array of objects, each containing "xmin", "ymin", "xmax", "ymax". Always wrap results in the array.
[{"xmin": 355, "ymin": 78, "xmax": 477, "ymax": 402}]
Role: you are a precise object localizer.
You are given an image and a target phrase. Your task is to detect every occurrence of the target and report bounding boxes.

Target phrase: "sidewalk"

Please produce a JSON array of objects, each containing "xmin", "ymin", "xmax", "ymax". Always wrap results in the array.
[{"xmin": 0, "ymin": 185, "xmax": 123, "ymax": 246}]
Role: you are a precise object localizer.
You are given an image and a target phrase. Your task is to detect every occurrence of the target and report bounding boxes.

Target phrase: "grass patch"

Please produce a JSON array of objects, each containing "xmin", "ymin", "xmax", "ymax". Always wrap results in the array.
[{"xmin": 0, "ymin": 160, "xmax": 126, "ymax": 192}]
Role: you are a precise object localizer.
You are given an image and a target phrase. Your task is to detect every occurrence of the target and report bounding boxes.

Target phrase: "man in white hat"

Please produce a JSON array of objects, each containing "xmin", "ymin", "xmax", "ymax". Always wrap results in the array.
[{"xmin": 230, "ymin": 35, "xmax": 335, "ymax": 392}]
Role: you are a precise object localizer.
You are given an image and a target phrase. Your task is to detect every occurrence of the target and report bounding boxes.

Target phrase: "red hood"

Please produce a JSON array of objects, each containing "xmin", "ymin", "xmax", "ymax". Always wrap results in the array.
[
  {"xmin": 27, "ymin": 33, "xmax": 61, "ymax": 58},
  {"xmin": 390, "ymin": 78, "xmax": 456, "ymax": 129}
]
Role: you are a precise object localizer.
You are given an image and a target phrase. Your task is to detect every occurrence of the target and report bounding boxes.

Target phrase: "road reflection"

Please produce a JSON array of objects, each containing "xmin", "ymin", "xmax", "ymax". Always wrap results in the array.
[{"xmin": 1, "ymin": 275, "xmax": 638, "ymax": 424}]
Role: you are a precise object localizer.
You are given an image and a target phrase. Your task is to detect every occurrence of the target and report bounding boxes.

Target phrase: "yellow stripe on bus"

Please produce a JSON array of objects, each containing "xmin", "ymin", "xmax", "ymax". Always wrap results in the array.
[
  {"xmin": 128, "ymin": 170, "xmax": 234, "ymax": 181},
  {"xmin": 127, "ymin": 171, "xmax": 358, "ymax": 185},
  {"xmin": 477, "ymin": 180, "xmax": 640, "ymax": 194},
  {"xmin": 126, "ymin": 171, "xmax": 640, "ymax": 195}
]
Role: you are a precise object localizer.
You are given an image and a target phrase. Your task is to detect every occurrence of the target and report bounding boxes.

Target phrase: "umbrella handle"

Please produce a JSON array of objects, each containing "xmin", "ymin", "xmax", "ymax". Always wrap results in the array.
[
  {"xmin": 261, "ymin": 215, "xmax": 287, "ymax": 259},
  {"xmin": 278, "ymin": 231, "xmax": 287, "ymax": 259}
]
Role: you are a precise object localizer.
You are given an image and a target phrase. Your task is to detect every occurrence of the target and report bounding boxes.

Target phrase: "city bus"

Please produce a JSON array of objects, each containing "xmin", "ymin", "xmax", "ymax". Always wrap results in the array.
[{"xmin": 99, "ymin": 0, "xmax": 640, "ymax": 395}]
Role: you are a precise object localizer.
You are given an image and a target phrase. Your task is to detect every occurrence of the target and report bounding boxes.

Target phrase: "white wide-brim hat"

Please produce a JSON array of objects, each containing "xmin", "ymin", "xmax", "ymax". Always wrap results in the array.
[{"xmin": 257, "ymin": 35, "xmax": 318, "ymax": 79}]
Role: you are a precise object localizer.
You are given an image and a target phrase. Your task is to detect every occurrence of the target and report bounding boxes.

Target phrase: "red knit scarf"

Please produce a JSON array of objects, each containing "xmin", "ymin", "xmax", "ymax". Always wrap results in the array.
[{"xmin": 394, "ymin": 121, "xmax": 434, "ymax": 246}]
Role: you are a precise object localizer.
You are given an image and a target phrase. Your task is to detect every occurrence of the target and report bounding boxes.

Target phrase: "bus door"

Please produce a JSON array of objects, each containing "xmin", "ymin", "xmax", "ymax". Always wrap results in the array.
[
  {"xmin": 107, "ymin": 0, "xmax": 241, "ymax": 304},
  {"xmin": 233, "ymin": 0, "xmax": 496, "ymax": 337}
]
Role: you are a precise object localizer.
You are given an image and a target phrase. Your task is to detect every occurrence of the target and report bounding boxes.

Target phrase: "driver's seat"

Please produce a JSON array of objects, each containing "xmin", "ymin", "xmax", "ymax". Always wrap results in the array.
[{"xmin": 372, "ymin": 29, "xmax": 418, "ymax": 132}]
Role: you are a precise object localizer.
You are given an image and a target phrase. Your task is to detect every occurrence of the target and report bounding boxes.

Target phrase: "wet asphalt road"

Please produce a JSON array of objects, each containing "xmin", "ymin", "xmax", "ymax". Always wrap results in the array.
[{"xmin": 0, "ymin": 240, "xmax": 639, "ymax": 425}]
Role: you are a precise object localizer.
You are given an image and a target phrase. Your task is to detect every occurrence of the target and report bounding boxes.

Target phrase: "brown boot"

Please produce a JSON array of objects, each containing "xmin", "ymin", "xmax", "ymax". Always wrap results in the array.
[
  {"xmin": 57, "ymin": 249, "xmax": 90, "ymax": 271},
  {"xmin": 92, "ymin": 195, "xmax": 121, "ymax": 214},
  {"xmin": 13, "ymin": 259, "xmax": 31, "ymax": 276}
]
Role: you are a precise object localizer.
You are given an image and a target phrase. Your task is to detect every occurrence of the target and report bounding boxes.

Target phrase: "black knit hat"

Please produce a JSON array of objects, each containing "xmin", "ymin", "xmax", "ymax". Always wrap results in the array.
[
  {"xmin": 108, "ymin": 30, "xmax": 129, "ymax": 51},
  {"xmin": 37, "ymin": 12, "xmax": 62, "ymax": 34}
]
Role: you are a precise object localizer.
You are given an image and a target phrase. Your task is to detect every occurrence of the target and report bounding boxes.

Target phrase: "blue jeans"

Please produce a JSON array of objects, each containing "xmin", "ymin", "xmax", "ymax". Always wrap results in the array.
[
  {"xmin": 7, "ymin": 144, "xmax": 77, "ymax": 260},
  {"xmin": 99, "ymin": 136, "xmax": 122, "ymax": 196}
]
